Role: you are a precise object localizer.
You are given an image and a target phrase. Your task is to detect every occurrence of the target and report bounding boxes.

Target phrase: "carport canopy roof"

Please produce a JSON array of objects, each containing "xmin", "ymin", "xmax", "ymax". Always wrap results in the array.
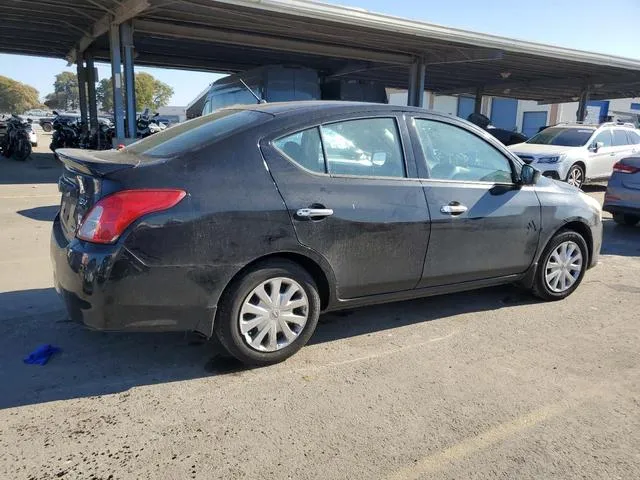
[{"xmin": 4, "ymin": 0, "xmax": 640, "ymax": 103}]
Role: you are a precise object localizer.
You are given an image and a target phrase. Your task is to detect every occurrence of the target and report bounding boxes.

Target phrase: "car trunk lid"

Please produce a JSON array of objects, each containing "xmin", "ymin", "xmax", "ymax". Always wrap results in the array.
[
  {"xmin": 56, "ymin": 148, "xmax": 138, "ymax": 240},
  {"xmin": 618, "ymin": 156, "xmax": 640, "ymax": 190}
]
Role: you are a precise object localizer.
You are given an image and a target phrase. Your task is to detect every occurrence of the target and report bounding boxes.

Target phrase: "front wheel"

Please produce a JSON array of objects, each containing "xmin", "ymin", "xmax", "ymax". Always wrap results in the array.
[
  {"xmin": 14, "ymin": 140, "xmax": 31, "ymax": 161},
  {"xmin": 215, "ymin": 260, "xmax": 321, "ymax": 366},
  {"xmin": 566, "ymin": 164, "xmax": 585, "ymax": 188},
  {"xmin": 613, "ymin": 213, "xmax": 640, "ymax": 226},
  {"xmin": 531, "ymin": 230, "xmax": 588, "ymax": 301},
  {"xmin": 42, "ymin": 123, "xmax": 52, "ymax": 133}
]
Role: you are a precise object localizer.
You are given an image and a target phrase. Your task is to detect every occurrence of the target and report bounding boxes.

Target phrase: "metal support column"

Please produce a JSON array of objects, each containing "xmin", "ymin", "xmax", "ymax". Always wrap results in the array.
[
  {"xmin": 407, "ymin": 61, "xmax": 426, "ymax": 107},
  {"xmin": 474, "ymin": 88, "xmax": 483, "ymax": 115},
  {"xmin": 76, "ymin": 56, "xmax": 88, "ymax": 134},
  {"xmin": 109, "ymin": 24, "xmax": 125, "ymax": 142},
  {"xmin": 120, "ymin": 21, "xmax": 136, "ymax": 139},
  {"xmin": 85, "ymin": 55, "xmax": 99, "ymax": 131},
  {"xmin": 576, "ymin": 87, "xmax": 590, "ymax": 122}
]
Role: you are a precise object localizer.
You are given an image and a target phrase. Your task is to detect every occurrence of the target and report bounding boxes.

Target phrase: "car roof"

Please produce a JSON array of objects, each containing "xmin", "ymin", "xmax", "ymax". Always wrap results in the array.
[{"xmin": 227, "ymin": 100, "xmax": 442, "ymax": 118}]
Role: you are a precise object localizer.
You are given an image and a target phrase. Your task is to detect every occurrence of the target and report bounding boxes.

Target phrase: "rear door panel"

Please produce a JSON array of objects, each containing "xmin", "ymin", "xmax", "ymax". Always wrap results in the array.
[{"xmin": 261, "ymin": 113, "xmax": 430, "ymax": 299}]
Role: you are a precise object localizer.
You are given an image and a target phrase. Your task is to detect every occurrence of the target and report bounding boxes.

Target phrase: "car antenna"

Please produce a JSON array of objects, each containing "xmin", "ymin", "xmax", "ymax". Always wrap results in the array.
[{"xmin": 238, "ymin": 78, "xmax": 267, "ymax": 104}]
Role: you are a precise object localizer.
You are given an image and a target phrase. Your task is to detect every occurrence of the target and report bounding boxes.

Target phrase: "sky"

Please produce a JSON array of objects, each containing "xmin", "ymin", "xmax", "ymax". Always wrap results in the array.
[{"xmin": 1, "ymin": 0, "xmax": 639, "ymax": 106}]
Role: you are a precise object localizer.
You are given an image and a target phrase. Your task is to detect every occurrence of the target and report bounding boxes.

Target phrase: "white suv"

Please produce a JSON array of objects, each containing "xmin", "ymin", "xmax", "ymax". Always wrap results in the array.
[{"xmin": 508, "ymin": 122, "xmax": 640, "ymax": 188}]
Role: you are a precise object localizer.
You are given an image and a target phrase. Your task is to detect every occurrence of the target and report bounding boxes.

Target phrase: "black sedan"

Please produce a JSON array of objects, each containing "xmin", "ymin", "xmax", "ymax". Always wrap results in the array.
[{"xmin": 51, "ymin": 102, "xmax": 603, "ymax": 365}]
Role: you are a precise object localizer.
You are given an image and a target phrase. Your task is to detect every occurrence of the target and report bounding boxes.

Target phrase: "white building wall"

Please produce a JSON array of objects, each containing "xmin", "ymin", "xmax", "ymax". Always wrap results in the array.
[
  {"xmin": 515, "ymin": 100, "xmax": 551, "ymax": 130},
  {"xmin": 157, "ymin": 106, "xmax": 187, "ymax": 122},
  {"xmin": 431, "ymin": 95, "xmax": 458, "ymax": 115},
  {"xmin": 388, "ymin": 91, "xmax": 430, "ymax": 107}
]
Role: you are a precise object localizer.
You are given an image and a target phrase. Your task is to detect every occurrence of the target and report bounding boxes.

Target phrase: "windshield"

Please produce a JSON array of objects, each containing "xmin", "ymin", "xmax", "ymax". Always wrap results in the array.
[
  {"xmin": 123, "ymin": 109, "xmax": 269, "ymax": 159},
  {"xmin": 526, "ymin": 127, "xmax": 595, "ymax": 147}
]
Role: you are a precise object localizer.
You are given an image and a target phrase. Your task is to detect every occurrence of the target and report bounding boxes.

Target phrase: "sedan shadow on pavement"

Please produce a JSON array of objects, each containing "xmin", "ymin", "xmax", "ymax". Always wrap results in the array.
[
  {"xmin": 0, "ymin": 153, "xmax": 62, "ymax": 185},
  {"xmin": 0, "ymin": 283, "xmax": 536, "ymax": 410},
  {"xmin": 16, "ymin": 205, "xmax": 60, "ymax": 221}
]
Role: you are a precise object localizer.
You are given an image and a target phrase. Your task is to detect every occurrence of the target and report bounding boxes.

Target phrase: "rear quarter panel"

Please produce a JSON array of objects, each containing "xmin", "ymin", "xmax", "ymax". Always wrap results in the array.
[{"xmin": 107, "ymin": 128, "xmax": 335, "ymax": 329}]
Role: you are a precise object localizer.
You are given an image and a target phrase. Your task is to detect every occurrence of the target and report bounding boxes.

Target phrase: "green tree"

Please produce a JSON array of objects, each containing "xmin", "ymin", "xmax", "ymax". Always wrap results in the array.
[
  {"xmin": 0, "ymin": 76, "xmax": 40, "ymax": 113},
  {"xmin": 95, "ymin": 72, "xmax": 174, "ymax": 112},
  {"xmin": 44, "ymin": 72, "xmax": 79, "ymax": 110},
  {"xmin": 96, "ymin": 78, "xmax": 113, "ymax": 112}
]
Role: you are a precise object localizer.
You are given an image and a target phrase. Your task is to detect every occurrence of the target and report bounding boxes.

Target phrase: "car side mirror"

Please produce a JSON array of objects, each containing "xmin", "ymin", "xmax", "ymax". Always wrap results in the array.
[
  {"xmin": 520, "ymin": 164, "xmax": 540, "ymax": 185},
  {"xmin": 372, "ymin": 151, "xmax": 387, "ymax": 166},
  {"xmin": 590, "ymin": 141, "xmax": 604, "ymax": 152}
]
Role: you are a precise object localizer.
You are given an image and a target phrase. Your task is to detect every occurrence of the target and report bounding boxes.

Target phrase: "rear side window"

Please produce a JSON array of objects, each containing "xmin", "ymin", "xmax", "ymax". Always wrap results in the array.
[
  {"xmin": 322, "ymin": 118, "xmax": 405, "ymax": 178},
  {"xmin": 273, "ymin": 117, "xmax": 406, "ymax": 178},
  {"xmin": 124, "ymin": 110, "xmax": 267, "ymax": 159},
  {"xmin": 273, "ymin": 127, "xmax": 325, "ymax": 173},
  {"xmin": 612, "ymin": 129, "xmax": 630, "ymax": 146},
  {"xmin": 626, "ymin": 130, "xmax": 640, "ymax": 145}
]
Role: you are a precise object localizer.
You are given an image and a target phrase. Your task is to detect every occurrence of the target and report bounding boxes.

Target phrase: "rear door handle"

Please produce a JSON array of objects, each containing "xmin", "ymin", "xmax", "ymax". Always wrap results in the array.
[
  {"xmin": 440, "ymin": 204, "xmax": 468, "ymax": 215},
  {"xmin": 296, "ymin": 208, "xmax": 334, "ymax": 218}
]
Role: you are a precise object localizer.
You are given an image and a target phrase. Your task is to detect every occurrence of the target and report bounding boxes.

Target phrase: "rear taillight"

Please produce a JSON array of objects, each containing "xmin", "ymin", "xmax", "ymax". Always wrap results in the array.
[
  {"xmin": 612, "ymin": 161, "xmax": 640, "ymax": 174},
  {"xmin": 77, "ymin": 189, "xmax": 186, "ymax": 244}
]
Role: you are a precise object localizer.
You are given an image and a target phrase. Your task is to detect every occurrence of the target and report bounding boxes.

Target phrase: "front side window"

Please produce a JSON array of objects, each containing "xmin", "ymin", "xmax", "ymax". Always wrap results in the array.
[
  {"xmin": 414, "ymin": 119, "xmax": 513, "ymax": 183},
  {"xmin": 321, "ymin": 118, "xmax": 405, "ymax": 178},
  {"xmin": 273, "ymin": 127, "xmax": 324, "ymax": 173},
  {"xmin": 612, "ymin": 129, "xmax": 630, "ymax": 146},
  {"xmin": 527, "ymin": 127, "xmax": 595, "ymax": 147},
  {"xmin": 273, "ymin": 117, "xmax": 406, "ymax": 178},
  {"xmin": 593, "ymin": 130, "xmax": 612, "ymax": 147}
]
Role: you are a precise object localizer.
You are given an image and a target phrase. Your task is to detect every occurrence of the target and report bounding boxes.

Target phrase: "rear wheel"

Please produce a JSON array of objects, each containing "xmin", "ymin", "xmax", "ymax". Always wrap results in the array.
[
  {"xmin": 613, "ymin": 213, "xmax": 640, "ymax": 226},
  {"xmin": 532, "ymin": 230, "xmax": 588, "ymax": 301},
  {"xmin": 215, "ymin": 259, "xmax": 321, "ymax": 366},
  {"xmin": 42, "ymin": 123, "xmax": 52, "ymax": 132},
  {"xmin": 566, "ymin": 164, "xmax": 584, "ymax": 188}
]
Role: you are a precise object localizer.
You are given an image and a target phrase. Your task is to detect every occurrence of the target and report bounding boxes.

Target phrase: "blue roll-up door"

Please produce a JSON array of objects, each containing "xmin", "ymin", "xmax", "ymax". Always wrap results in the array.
[
  {"xmin": 522, "ymin": 111, "xmax": 548, "ymax": 138},
  {"xmin": 490, "ymin": 97, "xmax": 518, "ymax": 130},
  {"xmin": 457, "ymin": 96, "xmax": 475, "ymax": 120}
]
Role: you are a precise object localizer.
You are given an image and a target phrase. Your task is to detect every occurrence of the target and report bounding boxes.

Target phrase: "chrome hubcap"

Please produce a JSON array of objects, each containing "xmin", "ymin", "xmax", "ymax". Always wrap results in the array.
[
  {"xmin": 567, "ymin": 167, "xmax": 583, "ymax": 187},
  {"xmin": 545, "ymin": 241, "xmax": 583, "ymax": 293},
  {"xmin": 239, "ymin": 277, "xmax": 309, "ymax": 352}
]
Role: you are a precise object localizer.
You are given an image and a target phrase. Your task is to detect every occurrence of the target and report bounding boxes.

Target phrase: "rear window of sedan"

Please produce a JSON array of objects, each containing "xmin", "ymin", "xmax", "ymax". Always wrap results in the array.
[{"xmin": 124, "ymin": 109, "xmax": 269, "ymax": 159}]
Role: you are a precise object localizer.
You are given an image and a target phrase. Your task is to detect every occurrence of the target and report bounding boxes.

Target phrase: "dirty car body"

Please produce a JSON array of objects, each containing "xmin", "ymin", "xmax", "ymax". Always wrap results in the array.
[{"xmin": 51, "ymin": 102, "xmax": 602, "ymax": 364}]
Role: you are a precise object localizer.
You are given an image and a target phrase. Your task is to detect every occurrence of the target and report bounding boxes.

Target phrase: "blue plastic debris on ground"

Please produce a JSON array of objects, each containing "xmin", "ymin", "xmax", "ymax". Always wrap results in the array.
[{"xmin": 23, "ymin": 344, "xmax": 61, "ymax": 365}]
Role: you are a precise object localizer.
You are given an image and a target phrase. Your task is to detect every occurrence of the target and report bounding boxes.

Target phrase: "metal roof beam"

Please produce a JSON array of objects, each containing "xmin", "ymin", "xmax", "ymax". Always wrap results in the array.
[
  {"xmin": 134, "ymin": 19, "xmax": 413, "ymax": 65},
  {"xmin": 67, "ymin": 0, "xmax": 151, "ymax": 64},
  {"xmin": 436, "ymin": 73, "xmax": 640, "ymax": 96}
]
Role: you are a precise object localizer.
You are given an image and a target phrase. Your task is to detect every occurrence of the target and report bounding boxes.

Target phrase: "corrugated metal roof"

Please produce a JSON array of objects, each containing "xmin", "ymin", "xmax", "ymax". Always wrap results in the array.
[{"xmin": 3, "ymin": 0, "xmax": 640, "ymax": 102}]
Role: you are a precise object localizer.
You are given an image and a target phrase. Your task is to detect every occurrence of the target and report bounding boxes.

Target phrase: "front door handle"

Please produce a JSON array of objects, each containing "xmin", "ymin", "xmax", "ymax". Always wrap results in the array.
[
  {"xmin": 296, "ymin": 208, "xmax": 334, "ymax": 218},
  {"xmin": 440, "ymin": 204, "xmax": 468, "ymax": 215}
]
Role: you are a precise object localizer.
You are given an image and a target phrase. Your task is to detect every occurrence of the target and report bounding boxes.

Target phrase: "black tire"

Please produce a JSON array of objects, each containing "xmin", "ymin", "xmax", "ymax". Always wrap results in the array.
[
  {"xmin": 613, "ymin": 213, "xmax": 640, "ymax": 226},
  {"xmin": 565, "ymin": 164, "xmax": 585, "ymax": 189},
  {"xmin": 214, "ymin": 259, "xmax": 321, "ymax": 366},
  {"xmin": 531, "ymin": 230, "xmax": 589, "ymax": 301},
  {"xmin": 14, "ymin": 141, "xmax": 31, "ymax": 161},
  {"xmin": 42, "ymin": 123, "xmax": 52, "ymax": 132}
]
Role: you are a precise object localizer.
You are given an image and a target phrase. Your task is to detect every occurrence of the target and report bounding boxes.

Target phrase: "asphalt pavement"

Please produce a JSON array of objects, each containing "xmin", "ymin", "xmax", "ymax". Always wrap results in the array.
[{"xmin": 1, "ymin": 135, "xmax": 639, "ymax": 479}]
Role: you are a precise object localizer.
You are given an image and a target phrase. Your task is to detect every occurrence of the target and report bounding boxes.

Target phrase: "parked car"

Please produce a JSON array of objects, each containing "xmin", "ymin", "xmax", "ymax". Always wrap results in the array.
[
  {"xmin": 466, "ymin": 113, "xmax": 529, "ymax": 146},
  {"xmin": 508, "ymin": 122, "xmax": 640, "ymax": 188},
  {"xmin": 603, "ymin": 157, "xmax": 640, "ymax": 226},
  {"xmin": 51, "ymin": 102, "xmax": 602, "ymax": 365}
]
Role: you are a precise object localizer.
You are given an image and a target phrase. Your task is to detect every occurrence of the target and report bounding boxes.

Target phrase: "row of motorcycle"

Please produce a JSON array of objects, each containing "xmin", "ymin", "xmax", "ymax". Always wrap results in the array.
[
  {"xmin": 49, "ymin": 110, "xmax": 167, "ymax": 152},
  {"xmin": 0, "ymin": 114, "xmax": 33, "ymax": 161}
]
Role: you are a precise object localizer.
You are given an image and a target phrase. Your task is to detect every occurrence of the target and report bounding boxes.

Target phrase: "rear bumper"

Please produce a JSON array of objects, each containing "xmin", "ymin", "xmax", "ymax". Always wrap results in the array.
[
  {"xmin": 51, "ymin": 215, "xmax": 216, "ymax": 334},
  {"xmin": 603, "ymin": 182, "xmax": 640, "ymax": 216}
]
